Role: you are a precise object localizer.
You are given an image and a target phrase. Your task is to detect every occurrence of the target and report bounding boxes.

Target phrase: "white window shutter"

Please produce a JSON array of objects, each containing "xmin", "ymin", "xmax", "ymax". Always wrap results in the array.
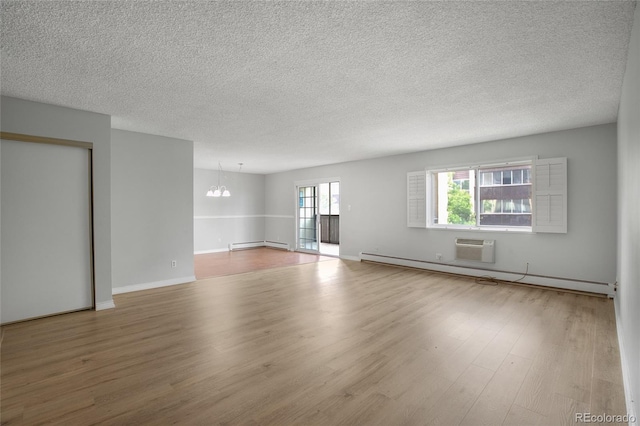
[
  {"xmin": 407, "ymin": 171, "xmax": 427, "ymax": 228},
  {"xmin": 533, "ymin": 157, "xmax": 567, "ymax": 233}
]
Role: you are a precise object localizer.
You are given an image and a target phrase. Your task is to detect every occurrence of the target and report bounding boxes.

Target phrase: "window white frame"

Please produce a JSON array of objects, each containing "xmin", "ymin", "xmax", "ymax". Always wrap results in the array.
[
  {"xmin": 415, "ymin": 156, "xmax": 567, "ymax": 234},
  {"xmin": 426, "ymin": 157, "xmax": 535, "ymax": 232},
  {"xmin": 294, "ymin": 177, "xmax": 342, "ymax": 253}
]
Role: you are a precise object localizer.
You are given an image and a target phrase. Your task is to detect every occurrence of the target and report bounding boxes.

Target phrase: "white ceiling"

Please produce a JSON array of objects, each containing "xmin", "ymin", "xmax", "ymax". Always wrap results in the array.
[{"xmin": 1, "ymin": 1, "xmax": 636, "ymax": 174}]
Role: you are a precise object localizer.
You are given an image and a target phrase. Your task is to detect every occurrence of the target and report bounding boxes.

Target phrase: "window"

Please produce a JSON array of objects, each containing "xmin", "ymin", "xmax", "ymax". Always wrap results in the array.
[
  {"xmin": 430, "ymin": 161, "xmax": 534, "ymax": 230},
  {"xmin": 407, "ymin": 157, "xmax": 567, "ymax": 233},
  {"xmin": 432, "ymin": 163, "xmax": 533, "ymax": 229},
  {"xmin": 320, "ymin": 182, "xmax": 340, "ymax": 215}
]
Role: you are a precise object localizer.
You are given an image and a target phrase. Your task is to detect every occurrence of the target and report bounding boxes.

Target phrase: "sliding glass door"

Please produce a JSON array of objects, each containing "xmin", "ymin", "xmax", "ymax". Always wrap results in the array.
[
  {"xmin": 296, "ymin": 181, "xmax": 340, "ymax": 256},
  {"xmin": 297, "ymin": 185, "xmax": 319, "ymax": 253}
]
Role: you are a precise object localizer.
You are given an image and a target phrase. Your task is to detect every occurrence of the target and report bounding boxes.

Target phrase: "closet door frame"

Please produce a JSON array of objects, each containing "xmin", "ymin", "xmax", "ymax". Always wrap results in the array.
[{"xmin": 0, "ymin": 131, "xmax": 96, "ymax": 323}]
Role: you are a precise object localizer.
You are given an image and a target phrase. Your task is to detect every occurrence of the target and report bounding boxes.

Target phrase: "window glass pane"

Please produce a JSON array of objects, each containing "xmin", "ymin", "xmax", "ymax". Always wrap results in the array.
[
  {"xmin": 481, "ymin": 172, "xmax": 492, "ymax": 186},
  {"xmin": 319, "ymin": 183, "xmax": 330, "ymax": 215},
  {"xmin": 513, "ymin": 199, "xmax": 522, "ymax": 213},
  {"xmin": 477, "ymin": 164, "xmax": 532, "ymax": 227},
  {"xmin": 493, "ymin": 172, "xmax": 502, "ymax": 185},
  {"xmin": 504, "ymin": 199, "xmax": 514, "ymax": 213},
  {"xmin": 330, "ymin": 182, "xmax": 340, "ymax": 215},
  {"xmin": 434, "ymin": 170, "xmax": 476, "ymax": 225},
  {"xmin": 513, "ymin": 170, "xmax": 522, "ymax": 184},
  {"xmin": 503, "ymin": 171, "xmax": 512, "ymax": 185},
  {"xmin": 482, "ymin": 199, "xmax": 497, "ymax": 213},
  {"xmin": 433, "ymin": 162, "xmax": 532, "ymax": 228}
]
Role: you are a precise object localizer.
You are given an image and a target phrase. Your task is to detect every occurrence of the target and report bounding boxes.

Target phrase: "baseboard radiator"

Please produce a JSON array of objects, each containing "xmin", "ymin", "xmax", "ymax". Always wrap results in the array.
[
  {"xmin": 229, "ymin": 241, "xmax": 266, "ymax": 251},
  {"xmin": 229, "ymin": 241, "xmax": 290, "ymax": 251},
  {"xmin": 359, "ymin": 252, "xmax": 612, "ymax": 296},
  {"xmin": 264, "ymin": 241, "xmax": 290, "ymax": 251},
  {"xmin": 455, "ymin": 238, "xmax": 495, "ymax": 263}
]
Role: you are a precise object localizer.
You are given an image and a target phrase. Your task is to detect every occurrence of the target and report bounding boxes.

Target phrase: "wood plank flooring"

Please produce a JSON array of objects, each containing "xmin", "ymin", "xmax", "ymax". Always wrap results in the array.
[
  {"xmin": 194, "ymin": 247, "xmax": 334, "ymax": 280},
  {"xmin": 1, "ymin": 260, "xmax": 627, "ymax": 425}
]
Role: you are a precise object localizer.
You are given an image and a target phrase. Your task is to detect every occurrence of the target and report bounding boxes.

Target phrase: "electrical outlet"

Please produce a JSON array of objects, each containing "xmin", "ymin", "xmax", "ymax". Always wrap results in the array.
[
  {"xmin": 171, "ymin": 260, "xmax": 177, "ymax": 268},
  {"xmin": 436, "ymin": 253, "xmax": 443, "ymax": 261}
]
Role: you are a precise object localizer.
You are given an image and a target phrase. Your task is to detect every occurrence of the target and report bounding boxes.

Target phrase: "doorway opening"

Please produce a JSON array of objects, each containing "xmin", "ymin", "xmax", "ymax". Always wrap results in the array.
[{"xmin": 296, "ymin": 180, "xmax": 340, "ymax": 257}]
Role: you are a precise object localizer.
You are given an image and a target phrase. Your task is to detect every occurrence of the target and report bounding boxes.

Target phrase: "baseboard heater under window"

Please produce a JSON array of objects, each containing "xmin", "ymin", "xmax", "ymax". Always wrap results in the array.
[
  {"xmin": 358, "ymin": 252, "xmax": 611, "ymax": 296},
  {"xmin": 455, "ymin": 238, "xmax": 495, "ymax": 263}
]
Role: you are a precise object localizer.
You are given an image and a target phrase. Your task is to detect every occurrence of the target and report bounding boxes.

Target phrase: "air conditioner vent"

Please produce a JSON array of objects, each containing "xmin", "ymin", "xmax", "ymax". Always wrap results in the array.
[
  {"xmin": 456, "ymin": 238, "xmax": 484, "ymax": 246},
  {"xmin": 455, "ymin": 238, "xmax": 495, "ymax": 263}
]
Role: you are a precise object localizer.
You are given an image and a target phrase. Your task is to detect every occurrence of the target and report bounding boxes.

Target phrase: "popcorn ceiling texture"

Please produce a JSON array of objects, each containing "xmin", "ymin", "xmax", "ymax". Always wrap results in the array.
[{"xmin": 0, "ymin": 1, "xmax": 636, "ymax": 173}]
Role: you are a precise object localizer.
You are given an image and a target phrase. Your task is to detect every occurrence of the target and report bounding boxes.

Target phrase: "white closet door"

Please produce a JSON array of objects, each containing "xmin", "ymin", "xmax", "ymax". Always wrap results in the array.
[{"xmin": 1, "ymin": 139, "xmax": 93, "ymax": 323}]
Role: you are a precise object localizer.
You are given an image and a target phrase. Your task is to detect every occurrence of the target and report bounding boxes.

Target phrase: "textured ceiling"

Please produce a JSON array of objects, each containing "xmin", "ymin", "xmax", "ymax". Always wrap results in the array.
[{"xmin": 1, "ymin": 1, "xmax": 636, "ymax": 174}]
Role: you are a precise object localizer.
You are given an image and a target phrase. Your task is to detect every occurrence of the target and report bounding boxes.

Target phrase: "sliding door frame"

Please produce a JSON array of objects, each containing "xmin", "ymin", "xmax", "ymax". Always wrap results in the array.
[{"xmin": 293, "ymin": 177, "xmax": 341, "ymax": 255}]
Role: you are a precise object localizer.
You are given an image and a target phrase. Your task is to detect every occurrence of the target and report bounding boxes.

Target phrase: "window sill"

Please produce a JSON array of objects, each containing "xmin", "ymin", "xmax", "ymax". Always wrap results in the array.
[{"xmin": 427, "ymin": 225, "xmax": 533, "ymax": 233}]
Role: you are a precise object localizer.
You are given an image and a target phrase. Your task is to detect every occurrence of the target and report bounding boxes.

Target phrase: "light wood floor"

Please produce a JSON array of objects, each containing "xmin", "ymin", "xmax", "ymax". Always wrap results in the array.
[
  {"xmin": 1, "ymin": 260, "xmax": 627, "ymax": 425},
  {"xmin": 194, "ymin": 247, "xmax": 334, "ymax": 280}
]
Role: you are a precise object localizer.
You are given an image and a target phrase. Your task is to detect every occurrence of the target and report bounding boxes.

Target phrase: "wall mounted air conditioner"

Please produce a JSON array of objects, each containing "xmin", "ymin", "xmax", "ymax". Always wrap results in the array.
[{"xmin": 455, "ymin": 238, "xmax": 495, "ymax": 263}]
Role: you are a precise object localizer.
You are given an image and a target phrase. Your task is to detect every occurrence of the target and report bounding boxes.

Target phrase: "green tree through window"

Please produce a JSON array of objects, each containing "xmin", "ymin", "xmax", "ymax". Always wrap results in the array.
[{"xmin": 447, "ymin": 175, "xmax": 475, "ymax": 225}]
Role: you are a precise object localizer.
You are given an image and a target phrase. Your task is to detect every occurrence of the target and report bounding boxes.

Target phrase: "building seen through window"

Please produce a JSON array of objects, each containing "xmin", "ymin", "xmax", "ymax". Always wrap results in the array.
[{"xmin": 434, "ymin": 163, "xmax": 532, "ymax": 228}]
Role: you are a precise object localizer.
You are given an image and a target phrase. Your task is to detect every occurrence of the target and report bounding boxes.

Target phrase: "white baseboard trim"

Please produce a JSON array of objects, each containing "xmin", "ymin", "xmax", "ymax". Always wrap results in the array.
[
  {"xmin": 265, "ymin": 240, "xmax": 290, "ymax": 251},
  {"xmin": 340, "ymin": 255, "xmax": 361, "ymax": 261},
  {"xmin": 194, "ymin": 215, "xmax": 265, "ymax": 219},
  {"xmin": 359, "ymin": 252, "xmax": 612, "ymax": 296},
  {"xmin": 230, "ymin": 241, "xmax": 265, "ymax": 250},
  {"xmin": 614, "ymin": 295, "xmax": 638, "ymax": 425},
  {"xmin": 194, "ymin": 248, "xmax": 229, "ymax": 254},
  {"xmin": 194, "ymin": 214, "xmax": 294, "ymax": 220},
  {"xmin": 112, "ymin": 275, "xmax": 196, "ymax": 295},
  {"xmin": 95, "ymin": 299, "xmax": 116, "ymax": 310},
  {"xmin": 196, "ymin": 241, "xmax": 292, "ymax": 254}
]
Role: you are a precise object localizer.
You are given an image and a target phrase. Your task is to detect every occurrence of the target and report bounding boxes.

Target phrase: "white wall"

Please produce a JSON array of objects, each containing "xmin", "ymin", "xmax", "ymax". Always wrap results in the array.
[
  {"xmin": 0, "ymin": 96, "xmax": 113, "ymax": 308},
  {"xmin": 0, "ymin": 129, "xmax": 2, "ymax": 320},
  {"xmin": 616, "ymin": 2, "xmax": 640, "ymax": 420},
  {"xmin": 266, "ymin": 123, "xmax": 618, "ymax": 288},
  {"xmin": 111, "ymin": 129, "xmax": 194, "ymax": 291},
  {"xmin": 194, "ymin": 168, "xmax": 265, "ymax": 253}
]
